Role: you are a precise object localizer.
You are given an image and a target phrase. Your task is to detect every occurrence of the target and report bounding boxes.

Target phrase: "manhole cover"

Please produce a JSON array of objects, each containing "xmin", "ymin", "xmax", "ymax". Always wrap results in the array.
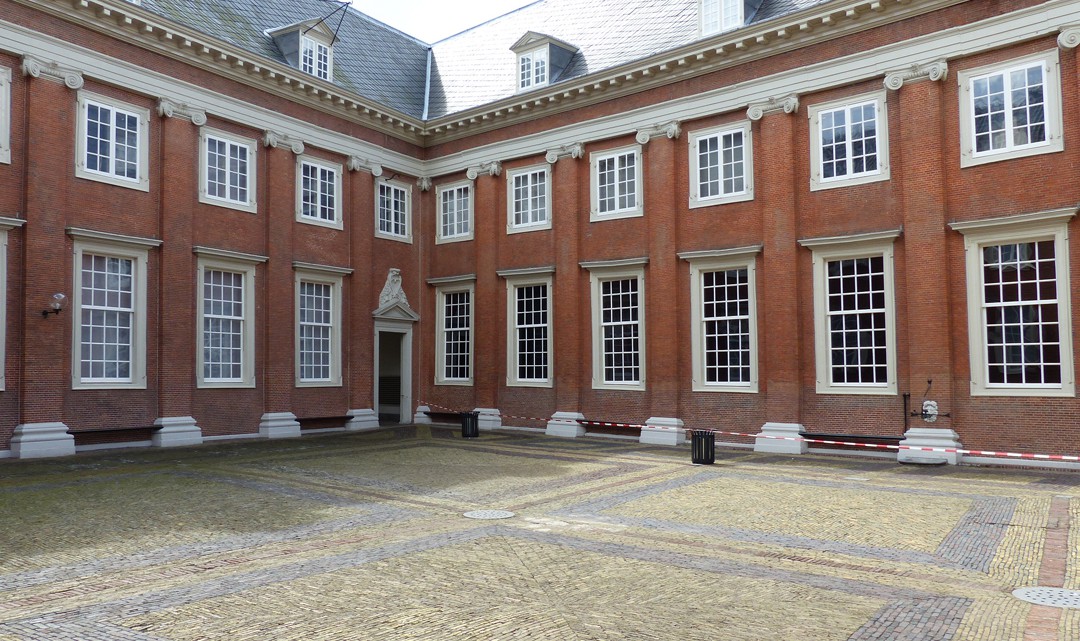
[
  {"xmin": 463, "ymin": 510, "xmax": 515, "ymax": 520},
  {"xmin": 1013, "ymin": 587, "xmax": 1080, "ymax": 608}
]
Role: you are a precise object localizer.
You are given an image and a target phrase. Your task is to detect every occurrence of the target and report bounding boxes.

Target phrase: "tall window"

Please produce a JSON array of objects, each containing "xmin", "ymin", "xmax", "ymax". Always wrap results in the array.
[
  {"xmin": 959, "ymin": 51, "xmax": 1062, "ymax": 167},
  {"xmin": 689, "ymin": 123, "xmax": 753, "ymax": 207},
  {"xmin": 296, "ymin": 272, "xmax": 343, "ymax": 386},
  {"xmin": 701, "ymin": 0, "xmax": 743, "ymax": 36},
  {"xmin": 200, "ymin": 129, "xmax": 257, "ymax": 212},
  {"xmin": 376, "ymin": 181, "xmax": 411, "ymax": 242},
  {"xmin": 586, "ymin": 264, "xmax": 646, "ymax": 389},
  {"xmin": 197, "ymin": 254, "xmax": 258, "ymax": 388},
  {"xmin": 508, "ymin": 166, "xmax": 550, "ymax": 231},
  {"xmin": 437, "ymin": 181, "xmax": 472, "ymax": 242},
  {"xmin": 0, "ymin": 67, "xmax": 10, "ymax": 165},
  {"xmin": 506, "ymin": 277, "xmax": 552, "ymax": 386},
  {"xmin": 591, "ymin": 147, "xmax": 642, "ymax": 220},
  {"xmin": 436, "ymin": 285, "xmax": 473, "ymax": 384},
  {"xmin": 702, "ymin": 268, "xmax": 752, "ymax": 385},
  {"xmin": 518, "ymin": 48, "xmax": 548, "ymax": 90},
  {"xmin": 301, "ymin": 36, "xmax": 332, "ymax": 81},
  {"xmin": 297, "ymin": 158, "xmax": 341, "ymax": 227},
  {"xmin": 76, "ymin": 92, "xmax": 149, "ymax": 190}
]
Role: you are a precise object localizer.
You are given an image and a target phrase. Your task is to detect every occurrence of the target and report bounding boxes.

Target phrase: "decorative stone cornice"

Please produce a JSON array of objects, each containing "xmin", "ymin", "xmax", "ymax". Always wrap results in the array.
[
  {"xmin": 21, "ymin": 55, "xmax": 83, "ymax": 89},
  {"xmin": 417, "ymin": 177, "xmax": 432, "ymax": 192},
  {"xmin": 157, "ymin": 98, "xmax": 207, "ymax": 125},
  {"xmin": 263, "ymin": 130, "xmax": 305, "ymax": 155},
  {"xmin": 347, "ymin": 155, "xmax": 384, "ymax": 176},
  {"xmin": 545, "ymin": 142, "xmax": 584, "ymax": 164},
  {"xmin": 746, "ymin": 94, "xmax": 799, "ymax": 121},
  {"xmin": 635, "ymin": 121, "xmax": 681, "ymax": 145},
  {"xmin": 466, "ymin": 161, "xmax": 502, "ymax": 180},
  {"xmin": 883, "ymin": 60, "xmax": 948, "ymax": 90},
  {"xmin": 1058, "ymin": 25, "xmax": 1080, "ymax": 48}
]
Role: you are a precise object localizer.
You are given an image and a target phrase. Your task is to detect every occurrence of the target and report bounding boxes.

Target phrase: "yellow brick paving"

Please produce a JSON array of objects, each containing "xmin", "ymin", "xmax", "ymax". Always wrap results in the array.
[{"xmin": 1, "ymin": 428, "xmax": 1078, "ymax": 640}]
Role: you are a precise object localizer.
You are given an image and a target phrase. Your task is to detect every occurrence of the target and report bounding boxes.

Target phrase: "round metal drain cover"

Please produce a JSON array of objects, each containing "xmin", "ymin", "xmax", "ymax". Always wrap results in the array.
[
  {"xmin": 1013, "ymin": 587, "xmax": 1080, "ymax": 608},
  {"xmin": 463, "ymin": 509, "xmax": 516, "ymax": 520}
]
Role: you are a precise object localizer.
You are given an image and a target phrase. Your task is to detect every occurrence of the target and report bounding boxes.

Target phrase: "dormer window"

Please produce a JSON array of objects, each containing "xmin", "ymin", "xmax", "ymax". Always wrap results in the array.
[
  {"xmin": 510, "ymin": 32, "xmax": 578, "ymax": 93},
  {"xmin": 301, "ymin": 35, "xmax": 332, "ymax": 81},
  {"xmin": 519, "ymin": 48, "xmax": 548, "ymax": 90},
  {"xmin": 265, "ymin": 20, "xmax": 336, "ymax": 83},
  {"xmin": 702, "ymin": 0, "xmax": 754, "ymax": 36}
]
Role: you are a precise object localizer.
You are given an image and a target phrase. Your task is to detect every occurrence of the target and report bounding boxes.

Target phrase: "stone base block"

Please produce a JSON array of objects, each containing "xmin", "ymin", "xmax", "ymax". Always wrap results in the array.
[
  {"xmin": 346, "ymin": 408, "xmax": 381, "ymax": 432},
  {"xmin": 640, "ymin": 417, "xmax": 685, "ymax": 446},
  {"xmin": 474, "ymin": 408, "xmax": 502, "ymax": 431},
  {"xmin": 12, "ymin": 422, "xmax": 75, "ymax": 459},
  {"xmin": 152, "ymin": 417, "xmax": 203, "ymax": 448},
  {"xmin": 754, "ymin": 422, "xmax": 807, "ymax": 454},
  {"xmin": 546, "ymin": 411, "xmax": 585, "ymax": 438},
  {"xmin": 898, "ymin": 427, "xmax": 961, "ymax": 465},
  {"xmin": 413, "ymin": 405, "xmax": 432, "ymax": 425},
  {"xmin": 258, "ymin": 412, "xmax": 301, "ymax": 439}
]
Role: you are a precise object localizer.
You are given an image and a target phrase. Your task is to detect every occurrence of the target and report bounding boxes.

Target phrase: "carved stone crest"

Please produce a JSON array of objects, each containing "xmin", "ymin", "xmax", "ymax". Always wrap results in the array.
[{"xmin": 379, "ymin": 268, "xmax": 409, "ymax": 308}]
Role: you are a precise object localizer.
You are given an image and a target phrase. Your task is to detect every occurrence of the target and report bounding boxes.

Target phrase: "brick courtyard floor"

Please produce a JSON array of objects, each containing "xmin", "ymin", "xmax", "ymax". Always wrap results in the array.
[{"xmin": 1, "ymin": 426, "xmax": 1078, "ymax": 640}]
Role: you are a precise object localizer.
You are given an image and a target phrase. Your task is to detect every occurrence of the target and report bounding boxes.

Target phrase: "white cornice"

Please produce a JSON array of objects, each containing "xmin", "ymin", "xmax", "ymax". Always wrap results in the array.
[
  {"xmin": 66, "ymin": 226, "xmax": 163, "ymax": 247},
  {"xmin": 426, "ymin": 274, "xmax": 476, "ymax": 285},
  {"xmin": 678, "ymin": 245, "xmax": 763, "ymax": 261},
  {"xmin": 292, "ymin": 261, "xmax": 355, "ymax": 275},
  {"xmin": 798, "ymin": 228, "xmax": 902, "ymax": 248},
  {"xmin": 579, "ymin": 257, "xmax": 650, "ymax": 270},
  {"xmin": 0, "ymin": 216, "xmax": 26, "ymax": 231},
  {"xmin": 193, "ymin": 246, "xmax": 269, "ymax": 263},
  {"xmin": 496, "ymin": 266, "xmax": 556, "ymax": 278},
  {"xmin": 949, "ymin": 207, "xmax": 1077, "ymax": 233}
]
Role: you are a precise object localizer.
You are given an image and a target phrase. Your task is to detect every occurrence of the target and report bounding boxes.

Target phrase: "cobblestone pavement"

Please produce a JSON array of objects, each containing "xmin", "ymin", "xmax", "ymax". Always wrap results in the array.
[{"xmin": 2, "ymin": 427, "xmax": 1078, "ymax": 640}]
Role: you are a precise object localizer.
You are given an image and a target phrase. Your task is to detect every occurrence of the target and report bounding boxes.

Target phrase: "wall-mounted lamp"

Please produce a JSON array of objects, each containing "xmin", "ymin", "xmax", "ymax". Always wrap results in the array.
[{"xmin": 42, "ymin": 293, "xmax": 66, "ymax": 318}]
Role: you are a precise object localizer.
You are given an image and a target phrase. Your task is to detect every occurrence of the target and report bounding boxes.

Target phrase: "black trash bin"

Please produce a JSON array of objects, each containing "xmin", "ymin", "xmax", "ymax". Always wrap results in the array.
[
  {"xmin": 461, "ymin": 411, "xmax": 479, "ymax": 438},
  {"xmin": 690, "ymin": 429, "xmax": 715, "ymax": 465}
]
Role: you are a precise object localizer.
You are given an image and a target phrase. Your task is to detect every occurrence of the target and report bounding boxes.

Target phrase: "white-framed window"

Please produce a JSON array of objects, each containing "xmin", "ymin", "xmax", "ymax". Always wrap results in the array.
[
  {"xmin": 0, "ymin": 218, "xmax": 22, "ymax": 390},
  {"xmin": 701, "ymin": 0, "xmax": 743, "ymax": 36},
  {"xmin": 70, "ymin": 234, "xmax": 155, "ymax": 390},
  {"xmin": 584, "ymin": 261, "xmax": 646, "ymax": 390},
  {"xmin": 683, "ymin": 249, "xmax": 759, "ymax": 392},
  {"xmin": 296, "ymin": 156, "xmax": 342, "ymax": 228},
  {"xmin": 504, "ymin": 275, "xmax": 553, "ymax": 387},
  {"xmin": 952, "ymin": 210, "xmax": 1074, "ymax": 396},
  {"xmin": 375, "ymin": 179, "xmax": 411, "ymax": 243},
  {"xmin": 518, "ymin": 47, "xmax": 548, "ymax": 91},
  {"xmin": 590, "ymin": 145, "xmax": 643, "ymax": 221},
  {"xmin": 507, "ymin": 165, "xmax": 551, "ymax": 232},
  {"xmin": 808, "ymin": 91, "xmax": 890, "ymax": 191},
  {"xmin": 689, "ymin": 122, "xmax": 753, "ymax": 208},
  {"xmin": 804, "ymin": 232, "xmax": 899, "ymax": 395},
  {"xmin": 435, "ymin": 283, "xmax": 474, "ymax": 385},
  {"xmin": 959, "ymin": 50, "xmax": 1063, "ymax": 167},
  {"xmin": 0, "ymin": 67, "xmax": 11, "ymax": 165},
  {"xmin": 75, "ymin": 91, "xmax": 150, "ymax": 191},
  {"xmin": 437, "ymin": 180, "xmax": 473, "ymax": 243},
  {"xmin": 196, "ymin": 252, "xmax": 260, "ymax": 388},
  {"xmin": 199, "ymin": 128, "xmax": 257, "ymax": 213},
  {"xmin": 295, "ymin": 269, "xmax": 343, "ymax": 387},
  {"xmin": 300, "ymin": 35, "xmax": 333, "ymax": 81}
]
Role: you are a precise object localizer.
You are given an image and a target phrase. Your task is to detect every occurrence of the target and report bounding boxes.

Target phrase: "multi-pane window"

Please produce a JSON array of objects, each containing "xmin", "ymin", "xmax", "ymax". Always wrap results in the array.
[
  {"xmin": 518, "ymin": 48, "xmax": 548, "ymax": 90},
  {"xmin": 513, "ymin": 283, "xmax": 549, "ymax": 383},
  {"xmin": 298, "ymin": 159, "xmax": 339, "ymax": 226},
  {"xmin": 509, "ymin": 167, "xmax": 549, "ymax": 230},
  {"xmin": 377, "ymin": 182, "xmax": 410, "ymax": 240},
  {"xmin": 691, "ymin": 124, "xmax": 752, "ymax": 206},
  {"xmin": 202, "ymin": 268, "xmax": 245, "ymax": 383},
  {"xmin": 438, "ymin": 182, "xmax": 472, "ymax": 241},
  {"xmin": 592, "ymin": 148, "xmax": 641, "ymax": 219},
  {"xmin": 298, "ymin": 281, "xmax": 333, "ymax": 382},
  {"xmin": 809, "ymin": 93, "xmax": 889, "ymax": 190},
  {"xmin": 203, "ymin": 132, "xmax": 253, "ymax": 208},
  {"xmin": 701, "ymin": 0, "xmax": 743, "ymax": 35},
  {"xmin": 301, "ymin": 36, "xmax": 332, "ymax": 81},
  {"xmin": 825, "ymin": 256, "xmax": 888, "ymax": 386},
  {"xmin": 79, "ymin": 253, "xmax": 134, "ymax": 382},
  {"xmin": 702, "ymin": 268, "xmax": 752, "ymax": 385},
  {"xmin": 76, "ymin": 93, "xmax": 148, "ymax": 189},
  {"xmin": 600, "ymin": 278, "xmax": 641, "ymax": 385},
  {"xmin": 438, "ymin": 288, "xmax": 472, "ymax": 383}
]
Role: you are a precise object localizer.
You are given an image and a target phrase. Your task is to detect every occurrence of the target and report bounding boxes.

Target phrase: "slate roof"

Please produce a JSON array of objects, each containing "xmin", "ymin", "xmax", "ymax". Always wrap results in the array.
[{"xmin": 137, "ymin": 0, "xmax": 827, "ymax": 121}]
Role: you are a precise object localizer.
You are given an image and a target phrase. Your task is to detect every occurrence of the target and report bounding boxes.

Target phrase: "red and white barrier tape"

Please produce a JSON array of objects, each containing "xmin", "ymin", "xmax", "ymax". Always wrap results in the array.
[{"xmin": 416, "ymin": 402, "xmax": 1080, "ymax": 462}]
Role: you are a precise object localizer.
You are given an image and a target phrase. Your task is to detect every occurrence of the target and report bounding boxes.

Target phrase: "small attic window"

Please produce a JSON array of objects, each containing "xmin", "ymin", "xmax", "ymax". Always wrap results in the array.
[
  {"xmin": 265, "ymin": 20, "xmax": 336, "ymax": 83},
  {"xmin": 519, "ymin": 48, "xmax": 548, "ymax": 90},
  {"xmin": 701, "ymin": 0, "xmax": 745, "ymax": 36},
  {"xmin": 301, "ymin": 35, "xmax": 332, "ymax": 81},
  {"xmin": 510, "ymin": 32, "xmax": 578, "ymax": 93}
]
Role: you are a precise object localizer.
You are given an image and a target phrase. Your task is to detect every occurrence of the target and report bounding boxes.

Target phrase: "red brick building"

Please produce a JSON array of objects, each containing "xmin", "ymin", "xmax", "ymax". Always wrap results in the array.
[{"xmin": 2, "ymin": 0, "xmax": 1079, "ymax": 466}]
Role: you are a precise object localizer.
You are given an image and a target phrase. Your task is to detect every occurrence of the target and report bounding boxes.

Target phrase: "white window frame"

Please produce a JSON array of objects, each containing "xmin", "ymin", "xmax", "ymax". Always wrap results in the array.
[
  {"xmin": 0, "ymin": 218, "xmax": 24, "ymax": 390},
  {"xmin": 196, "ymin": 251, "xmax": 261, "ymax": 388},
  {"xmin": 688, "ymin": 122, "xmax": 754, "ymax": 208},
  {"xmin": 803, "ymin": 231, "xmax": 899, "ymax": 396},
  {"xmin": 295, "ymin": 269, "xmax": 343, "ymax": 387},
  {"xmin": 300, "ymin": 34, "xmax": 333, "ymax": 82},
  {"xmin": 75, "ymin": 91, "xmax": 150, "ymax": 191},
  {"xmin": 590, "ymin": 145, "xmax": 643, "ymax": 221},
  {"xmin": 0, "ymin": 67, "xmax": 10, "ymax": 165},
  {"xmin": 435, "ymin": 281, "xmax": 475, "ymax": 386},
  {"xmin": 808, "ymin": 91, "xmax": 890, "ymax": 191},
  {"xmin": 584, "ymin": 260, "xmax": 647, "ymax": 391},
  {"xmin": 199, "ymin": 127, "xmax": 258, "ymax": 214},
  {"xmin": 295, "ymin": 155, "xmax": 342, "ymax": 229},
  {"xmin": 436, "ymin": 180, "xmax": 473, "ymax": 243},
  {"xmin": 70, "ymin": 233, "xmax": 156, "ymax": 390},
  {"xmin": 518, "ymin": 47, "xmax": 548, "ymax": 91},
  {"xmin": 683, "ymin": 249, "xmax": 759, "ymax": 393},
  {"xmin": 504, "ymin": 273, "xmax": 554, "ymax": 387},
  {"xmin": 375, "ymin": 179, "xmax": 412, "ymax": 243},
  {"xmin": 952, "ymin": 209, "xmax": 1074, "ymax": 397},
  {"xmin": 958, "ymin": 50, "xmax": 1063, "ymax": 168},
  {"xmin": 701, "ymin": 0, "xmax": 743, "ymax": 36},
  {"xmin": 506, "ymin": 165, "xmax": 551, "ymax": 233}
]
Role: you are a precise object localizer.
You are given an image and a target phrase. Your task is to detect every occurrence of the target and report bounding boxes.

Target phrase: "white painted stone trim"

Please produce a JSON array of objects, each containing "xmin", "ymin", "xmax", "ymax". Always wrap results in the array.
[
  {"xmin": 754, "ymin": 422, "xmax": 807, "ymax": 454},
  {"xmin": 547, "ymin": 411, "xmax": 585, "ymax": 438},
  {"xmin": 641, "ymin": 417, "xmax": 685, "ymax": 446},
  {"xmin": 635, "ymin": 120, "xmax": 681, "ymax": 145},
  {"xmin": 264, "ymin": 129, "xmax": 305, "ymax": 155},
  {"xmin": 21, "ymin": 54, "xmax": 83, "ymax": 89},
  {"xmin": 152, "ymin": 417, "xmax": 203, "ymax": 448},
  {"xmin": 12, "ymin": 422, "xmax": 74, "ymax": 459},
  {"xmin": 898, "ymin": 427, "xmax": 961, "ymax": 465},
  {"xmin": 0, "ymin": 66, "xmax": 9, "ymax": 165},
  {"xmin": 157, "ymin": 97, "xmax": 207, "ymax": 125},
  {"xmin": 258, "ymin": 412, "xmax": 302, "ymax": 439},
  {"xmin": 746, "ymin": 94, "xmax": 799, "ymax": 121},
  {"xmin": 474, "ymin": 408, "xmax": 502, "ymax": 430},
  {"xmin": 346, "ymin": 408, "xmax": 381, "ymax": 431},
  {"xmin": 883, "ymin": 60, "xmax": 948, "ymax": 90}
]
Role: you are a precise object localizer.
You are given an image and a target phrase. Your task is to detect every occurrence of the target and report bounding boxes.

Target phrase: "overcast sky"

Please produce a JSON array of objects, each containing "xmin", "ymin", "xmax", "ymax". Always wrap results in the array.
[{"xmin": 348, "ymin": 0, "xmax": 538, "ymax": 43}]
